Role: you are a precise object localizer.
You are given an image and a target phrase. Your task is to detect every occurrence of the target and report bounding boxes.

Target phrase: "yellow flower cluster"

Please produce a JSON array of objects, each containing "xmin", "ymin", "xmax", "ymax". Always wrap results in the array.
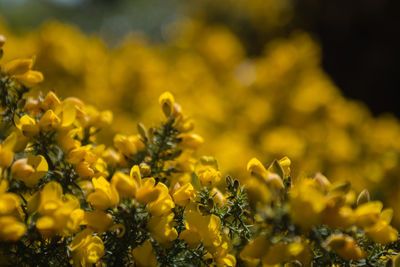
[
  {"xmin": 2, "ymin": 3, "xmax": 400, "ymax": 263},
  {"xmin": 2, "ymin": 10, "xmax": 400, "ymax": 228}
]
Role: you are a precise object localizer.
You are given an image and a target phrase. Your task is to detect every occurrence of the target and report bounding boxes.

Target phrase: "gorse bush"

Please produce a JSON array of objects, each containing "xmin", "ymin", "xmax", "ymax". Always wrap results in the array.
[
  {"xmin": 2, "ymin": 15, "xmax": 400, "ymax": 229},
  {"xmin": 2, "ymin": 35, "xmax": 400, "ymax": 266}
]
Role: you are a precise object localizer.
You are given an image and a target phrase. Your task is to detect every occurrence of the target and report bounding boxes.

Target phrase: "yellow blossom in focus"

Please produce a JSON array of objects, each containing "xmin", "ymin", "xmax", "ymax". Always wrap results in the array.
[
  {"xmin": 11, "ymin": 155, "xmax": 48, "ymax": 187},
  {"xmin": 87, "ymin": 176, "xmax": 119, "ymax": 210},
  {"xmin": 135, "ymin": 178, "xmax": 161, "ymax": 204},
  {"xmin": 14, "ymin": 114, "xmax": 40, "ymax": 137},
  {"xmin": 111, "ymin": 171, "xmax": 138, "ymax": 198},
  {"xmin": 147, "ymin": 182, "xmax": 175, "ymax": 216},
  {"xmin": 172, "ymin": 183, "xmax": 196, "ymax": 206}
]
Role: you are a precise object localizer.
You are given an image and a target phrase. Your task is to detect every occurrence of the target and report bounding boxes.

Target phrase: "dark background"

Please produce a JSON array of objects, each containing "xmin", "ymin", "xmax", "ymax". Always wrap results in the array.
[
  {"xmin": 295, "ymin": 0, "xmax": 400, "ymax": 117},
  {"xmin": 0, "ymin": 0, "xmax": 399, "ymax": 116}
]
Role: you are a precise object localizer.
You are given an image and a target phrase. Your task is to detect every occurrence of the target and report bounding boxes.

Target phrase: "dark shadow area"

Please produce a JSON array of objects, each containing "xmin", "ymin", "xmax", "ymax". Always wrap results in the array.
[{"xmin": 294, "ymin": 0, "xmax": 400, "ymax": 116}]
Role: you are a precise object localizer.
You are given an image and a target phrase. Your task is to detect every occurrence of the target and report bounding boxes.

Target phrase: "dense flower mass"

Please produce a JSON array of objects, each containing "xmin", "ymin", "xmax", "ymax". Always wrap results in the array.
[
  {"xmin": 2, "ymin": 0, "xmax": 400, "ymax": 230},
  {"xmin": 1, "ymin": 34, "xmax": 400, "ymax": 266}
]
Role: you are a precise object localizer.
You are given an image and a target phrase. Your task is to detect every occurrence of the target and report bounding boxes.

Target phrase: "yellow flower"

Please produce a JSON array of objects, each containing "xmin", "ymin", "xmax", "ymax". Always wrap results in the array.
[
  {"xmin": 91, "ymin": 110, "xmax": 113, "ymax": 129},
  {"xmin": 113, "ymin": 134, "xmax": 143, "ymax": 159},
  {"xmin": 180, "ymin": 228, "xmax": 202, "ymax": 249},
  {"xmin": 11, "ymin": 155, "xmax": 48, "ymax": 187},
  {"xmin": 183, "ymin": 207, "xmax": 222, "ymax": 248},
  {"xmin": 41, "ymin": 91, "xmax": 61, "ymax": 111},
  {"xmin": 136, "ymin": 178, "xmax": 160, "ymax": 204},
  {"xmin": 159, "ymin": 91, "xmax": 176, "ymax": 118},
  {"xmin": 0, "ymin": 216, "xmax": 26, "ymax": 242},
  {"xmin": 83, "ymin": 211, "xmax": 113, "ymax": 234},
  {"xmin": 355, "ymin": 201, "xmax": 382, "ymax": 228},
  {"xmin": 261, "ymin": 242, "xmax": 311, "ymax": 266},
  {"xmin": 325, "ymin": 234, "xmax": 365, "ymax": 260},
  {"xmin": 71, "ymin": 228, "xmax": 105, "ymax": 267},
  {"xmin": 4, "ymin": 58, "xmax": 34, "ymax": 76},
  {"xmin": 87, "ymin": 176, "xmax": 119, "ymax": 210},
  {"xmin": 56, "ymin": 128, "xmax": 82, "ymax": 153},
  {"xmin": 14, "ymin": 114, "xmax": 39, "ymax": 137},
  {"xmin": 132, "ymin": 240, "xmax": 158, "ymax": 267},
  {"xmin": 38, "ymin": 109, "xmax": 61, "ymax": 131},
  {"xmin": 243, "ymin": 177, "xmax": 271, "ymax": 204},
  {"xmin": 240, "ymin": 236, "xmax": 269, "ymax": 265},
  {"xmin": 0, "ymin": 180, "xmax": 26, "ymax": 242},
  {"xmin": 289, "ymin": 179, "xmax": 327, "ymax": 230},
  {"xmin": 178, "ymin": 133, "xmax": 204, "ymax": 150},
  {"xmin": 322, "ymin": 204, "xmax": 355, "ymax": 230},
  {"xmin": 147, "ymin": 182, "xmax": 175, "ymax": 216},
  {"xmin": 147, "ymin": 213, "xmax": 178, "ymax": 246},
  {"xmin": 366, "ymin": 219, "xmax": 398, "ymax": 244},
  {"xmin": 14, "ymin": 70, "xmax": 44, "ymax": 87},
  {"xmin": 111, "ymin": 171, "xmax": 138, "ymax": 198},
  {"xmin": 3, "ymin": 58, "xmax": 43, "ymax": 86},
  {"xmin": 172, "ymin": 183, "xmax": 196, "ymax": 206},
  {"xmin": 0, "ymin": 181, "xmax": 22, "ymax": 218},
  {"xmin": 247, "ymin": 158, "xmax": 270, "ymax": 181},
  {"xmin": 365, "ymin": 208, "xmax": 398, "ymax": 244},
  {"xmin": 213, "ymin": 236, "xmax": 236, "ymax": 267},
  {"xmin": 35, "ymin": 182, "xmax": 84, "ymax": 237},
  {"xmin": 196, "ymin": 165, "xmax": 221, "ymax": 187},
  {"xmin": 0, "ymin": 137, "xmax": 15, "ymax": 169}
]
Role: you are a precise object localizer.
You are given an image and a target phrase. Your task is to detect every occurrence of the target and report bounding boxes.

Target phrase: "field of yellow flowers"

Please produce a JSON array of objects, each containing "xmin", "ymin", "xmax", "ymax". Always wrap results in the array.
[{"xmin": 1, "ymin": 1, "xmax": 400, "ymax": 266}]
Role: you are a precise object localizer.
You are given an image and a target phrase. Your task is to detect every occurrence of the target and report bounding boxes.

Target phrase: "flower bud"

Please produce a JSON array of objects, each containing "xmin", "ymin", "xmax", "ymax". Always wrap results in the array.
[{"xmin": 159, "ymin": 91, "xmax": 175, "ymax": 117}]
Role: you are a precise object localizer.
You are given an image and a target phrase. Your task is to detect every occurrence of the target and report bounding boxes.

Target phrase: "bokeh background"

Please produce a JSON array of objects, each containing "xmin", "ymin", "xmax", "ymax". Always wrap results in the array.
[
  {"xmin": 1, "ymin": 0, "xmax": 400, "ymax": 223},
  {"xmin": 1, "ymin": 0, "xmax": 399, "ymax": 116}
]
